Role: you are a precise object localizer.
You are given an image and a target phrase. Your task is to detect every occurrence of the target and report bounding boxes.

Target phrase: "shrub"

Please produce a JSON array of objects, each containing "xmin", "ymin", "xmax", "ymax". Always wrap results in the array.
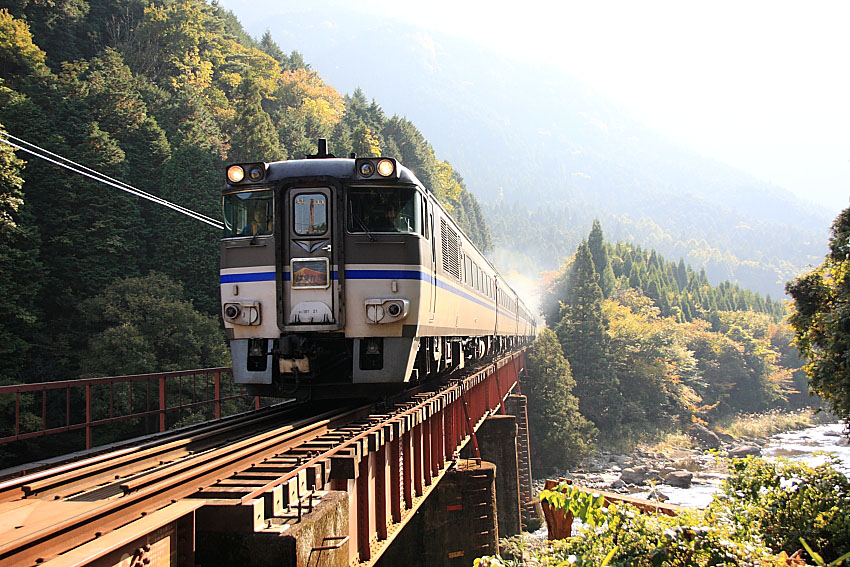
[{"xmin": 708, "ymin": 456, "xmax": 850, "ymax": 560}]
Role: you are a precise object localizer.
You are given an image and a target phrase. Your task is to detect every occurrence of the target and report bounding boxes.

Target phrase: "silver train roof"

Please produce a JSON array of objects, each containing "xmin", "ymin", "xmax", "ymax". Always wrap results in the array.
[{"xmin": 263, "ymin": 158, "xmax": 425, "ymax": 188}]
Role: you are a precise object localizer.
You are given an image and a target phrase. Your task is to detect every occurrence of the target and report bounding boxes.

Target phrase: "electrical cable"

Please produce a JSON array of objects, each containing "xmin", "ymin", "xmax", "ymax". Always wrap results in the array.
[{"xmin": 0, "ymin": 131, "xmax": 224, "ymax": 229}]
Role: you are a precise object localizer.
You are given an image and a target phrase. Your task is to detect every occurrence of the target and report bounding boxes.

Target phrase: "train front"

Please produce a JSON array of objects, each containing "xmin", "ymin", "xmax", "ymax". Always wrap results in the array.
[{"xmin": 219, "ymin": 150, "xmax": 429, "ymax": 399}]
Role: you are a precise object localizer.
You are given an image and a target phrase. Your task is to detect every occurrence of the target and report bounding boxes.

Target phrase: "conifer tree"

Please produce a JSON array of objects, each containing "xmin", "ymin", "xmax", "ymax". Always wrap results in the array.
[
  {"xmin": 525, "ymin": 329, "xmax": 596, "ymax": 472},
  {"xmin": 0, "ymin": 118, "xmax": 42, "ymax": 384},
  {"xmin": 228, "ymin": 77, "xmax": 282, "ymax": 162},
  {"xmin": 587, "ymin": 219, "xmax": 614, "ymax": 297},
  {"xmin": 149, "ymin": 145, "xmax": 221, "ymax": 316},
  {"xmin": 556, "ymin": 241, "xmax": 623, "ymax": 432}
]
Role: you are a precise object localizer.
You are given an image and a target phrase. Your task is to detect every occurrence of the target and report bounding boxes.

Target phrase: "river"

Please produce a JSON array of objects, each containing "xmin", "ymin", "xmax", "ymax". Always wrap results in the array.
[{"xmin": 634, "ymin": 422, "xmax": 850, "ymax": 509}]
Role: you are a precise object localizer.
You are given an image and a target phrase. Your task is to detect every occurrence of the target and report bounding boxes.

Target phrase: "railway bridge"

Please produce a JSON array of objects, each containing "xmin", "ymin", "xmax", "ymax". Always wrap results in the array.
[{"xmin": 0, "ymin": 349, "xmax": 536, "ymax": 567}]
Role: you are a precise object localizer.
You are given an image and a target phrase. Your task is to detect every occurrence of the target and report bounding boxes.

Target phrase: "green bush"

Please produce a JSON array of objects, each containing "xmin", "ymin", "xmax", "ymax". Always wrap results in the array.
[
  {"xmin": 479, "ymin": 457, "xmax": 850, "ymax": 566},
  {"xmin": 478, "ymin": 503, "xmax": 773, "ymax": 566},
  {"xmin": 708, "ymin": 456, "xmax": 850, "ymax": 560}
]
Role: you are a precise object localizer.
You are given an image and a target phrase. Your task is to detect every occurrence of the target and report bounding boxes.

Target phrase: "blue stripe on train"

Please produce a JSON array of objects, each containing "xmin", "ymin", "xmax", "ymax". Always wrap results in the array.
[
  {"xmin": 219, "ymin": 269, "xmax": 520, "ymax": 320},
  {"xmin": 219, "ymin": 272, "xmax": 276, "ymax": 283}
]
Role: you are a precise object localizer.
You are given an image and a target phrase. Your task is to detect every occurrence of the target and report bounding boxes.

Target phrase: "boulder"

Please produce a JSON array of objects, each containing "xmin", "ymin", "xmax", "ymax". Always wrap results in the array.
[
  {"xmin": 620, "ymin": 466, "xmax": 649, "ymax": 485},
  {"xmin": 688, "ymin": 424, "xmax": 722, "ymax": 449},
  {"xmin": 664, "ymin": 470, "xmax": 693, "ymax": 488},
  {"xmin": 728, "ymin": 445, "xmax": 761, "ymax": 458}
]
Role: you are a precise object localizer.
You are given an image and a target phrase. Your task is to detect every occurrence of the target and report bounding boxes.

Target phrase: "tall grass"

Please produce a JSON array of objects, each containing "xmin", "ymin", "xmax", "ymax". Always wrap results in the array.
[{"xmin": 715, "ymin": 408, "xmax": 829, "ymax": 439}]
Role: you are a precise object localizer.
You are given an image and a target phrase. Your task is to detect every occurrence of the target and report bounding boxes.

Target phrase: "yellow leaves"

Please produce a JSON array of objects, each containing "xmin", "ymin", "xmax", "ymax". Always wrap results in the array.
[
  {"xmin": 219, "ymin": 41, "xmax": 281, "ymax": 98},
  {"xmin": 278, "ymin": 68, "xmax": 344, "ymax": 112},
  {"xmin": 435, "ymin": 158, "xmax": 462, "ymax": 212},
  {"xmin": 301, "ymin": 97, "xmax": 343, "ymax": 134},
  {"xmin": 276, "ymin": 68, "xmax": 344, "ymax": 139},
  {"xmin": 219, "ymin": 71, "xmax": 241, "ymax": 90},
  {"xmin": 0, "ymin": 9, "xmax": 47, "ymax": 72}
]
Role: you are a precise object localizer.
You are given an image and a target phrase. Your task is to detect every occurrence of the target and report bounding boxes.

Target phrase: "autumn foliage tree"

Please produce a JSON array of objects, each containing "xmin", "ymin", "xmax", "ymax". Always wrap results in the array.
[{"xmin": 787, "ymin": 206, "xmax": 850, "ymax": 423}]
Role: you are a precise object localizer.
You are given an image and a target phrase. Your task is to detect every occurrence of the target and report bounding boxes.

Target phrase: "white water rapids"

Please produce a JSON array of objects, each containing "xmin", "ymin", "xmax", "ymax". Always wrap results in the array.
[{"xmin": 635, "ymin": 422, "xmax": 849, "ymax": 508}]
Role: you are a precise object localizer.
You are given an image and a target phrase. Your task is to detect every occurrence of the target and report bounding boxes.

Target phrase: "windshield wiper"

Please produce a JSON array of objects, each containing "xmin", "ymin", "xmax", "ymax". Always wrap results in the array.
[{"xmin": 350, "ymin": 205, "xmax": 375, "ymax": 242}]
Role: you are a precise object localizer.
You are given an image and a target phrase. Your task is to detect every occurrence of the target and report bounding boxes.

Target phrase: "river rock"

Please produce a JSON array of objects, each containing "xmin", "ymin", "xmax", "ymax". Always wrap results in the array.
[
  {"xmin": 647, "ymin": 487, "xmax": 670, "ymax": 502},
  {"xmin": 664, "ymin": 470, "xmax": 693, "ymax": 488},
  {"xmin": 610, "ymin": 478, "xmax": 627, "ymax": 490},
  {"xmin": 620, "ymin": 466, "xmax": 650, "ymax": 485},
  {"xmin": 689, "ymin": 424, "xmax": 722, "ymax": 449},
  {"xmin": 728, "ymin": 445, "xmax": 761, "ymax": 458},
  {"xmin": 716, "ymin": 431, "xmax": 735, "ymax": 444}
]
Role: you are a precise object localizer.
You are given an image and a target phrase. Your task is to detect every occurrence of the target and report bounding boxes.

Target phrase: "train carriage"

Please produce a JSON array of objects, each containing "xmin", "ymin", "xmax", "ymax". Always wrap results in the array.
[{"xmin": 220, "ymin": 140, "xmax": 535, "ymax": 399}]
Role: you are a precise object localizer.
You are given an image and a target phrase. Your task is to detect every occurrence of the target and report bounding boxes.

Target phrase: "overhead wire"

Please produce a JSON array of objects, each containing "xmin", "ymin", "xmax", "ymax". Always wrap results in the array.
[{"xmin": 0, "ymin": 130, "xmax": 225, "ymax": 230}]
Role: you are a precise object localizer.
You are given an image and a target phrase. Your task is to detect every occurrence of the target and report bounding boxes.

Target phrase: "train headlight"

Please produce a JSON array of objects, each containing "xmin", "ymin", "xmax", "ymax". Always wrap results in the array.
[
  {"xmin": 223, "ymin": 300, "xmax": 261, "ymax": 326},
  {"xmin": 376, "ymin": 159, "xmax": 395, "ymax": 177},
  {"xmin": 248, "ymin": 165, "xmax": 264, "ymax": 181},
  {"xmin": 227, "ymin": 165, "xmax": 245, "ymax": 183},
  {"xmin": 355, "ymin": 158, "xmax": 399, "ymax": 179},
  {"xmin": 365, "ymin": 298, "xmax": 409, "ymax": 323}
]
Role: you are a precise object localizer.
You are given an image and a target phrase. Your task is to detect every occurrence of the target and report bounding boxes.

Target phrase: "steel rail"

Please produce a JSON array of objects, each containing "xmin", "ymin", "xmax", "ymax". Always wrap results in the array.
[
  {"xmin": 0, "ymin": 349, "xmax": 528, "ymax": 567},
  {"xmin": 0, "ymin": 404, "xmax": 371, "ymax": 567},
  {"xmin": 0, "ymin": 401, "xmax": 296, "ymax": 503}
]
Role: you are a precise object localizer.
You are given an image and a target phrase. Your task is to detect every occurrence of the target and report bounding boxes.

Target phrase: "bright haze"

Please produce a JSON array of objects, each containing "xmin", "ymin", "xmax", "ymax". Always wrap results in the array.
[{"xmin": 219, "ymin": 0, "xmax": 850, "ymax": 215}]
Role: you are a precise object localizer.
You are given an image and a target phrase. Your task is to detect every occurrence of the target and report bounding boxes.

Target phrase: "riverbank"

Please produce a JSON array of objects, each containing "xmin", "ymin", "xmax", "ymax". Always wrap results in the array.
[{"xmin": 534, "ymin": 409, "xmax": 843, "ymax": 509}]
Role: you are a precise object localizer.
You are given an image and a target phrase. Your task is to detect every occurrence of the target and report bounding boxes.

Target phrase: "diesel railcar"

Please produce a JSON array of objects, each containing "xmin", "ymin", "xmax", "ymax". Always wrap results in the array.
[{"xmin": 220, "ymin": 140, "xmax": 535, "ymax": 399}]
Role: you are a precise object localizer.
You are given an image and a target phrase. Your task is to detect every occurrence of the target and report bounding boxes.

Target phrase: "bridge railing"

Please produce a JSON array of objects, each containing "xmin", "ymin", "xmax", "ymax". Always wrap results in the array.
[{"xmin": 0, "ymin": 367, "xmax": 257, "ymax": 454}]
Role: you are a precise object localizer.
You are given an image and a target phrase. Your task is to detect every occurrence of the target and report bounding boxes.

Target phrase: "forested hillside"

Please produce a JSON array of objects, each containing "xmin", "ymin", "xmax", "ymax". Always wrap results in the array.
[
  {"xmin": 529, "ymin": 221, "xmax": 809, "ymax": 471},
  {"xmin": 229, "ymin": 7, "xmax": 831, "ymax": 299},
  {"xmin": 0, "ymin": 0, "xmax": 489, "ymax": 385}
]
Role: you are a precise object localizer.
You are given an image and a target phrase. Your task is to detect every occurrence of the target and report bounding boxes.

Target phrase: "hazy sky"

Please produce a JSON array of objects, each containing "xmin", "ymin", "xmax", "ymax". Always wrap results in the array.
[{"xmin": 219, "ymin": 0, "xmax": 850, "ymax": 214}]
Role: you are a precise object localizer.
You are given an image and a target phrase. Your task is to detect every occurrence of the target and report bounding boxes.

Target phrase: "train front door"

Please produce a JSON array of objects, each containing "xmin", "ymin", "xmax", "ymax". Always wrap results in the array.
[{"xmin": 281, "ymin": 186, "xmax": 343, "ymax": 330}]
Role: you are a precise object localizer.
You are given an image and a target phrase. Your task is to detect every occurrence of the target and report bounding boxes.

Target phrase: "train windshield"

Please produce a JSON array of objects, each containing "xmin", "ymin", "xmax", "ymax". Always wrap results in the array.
[
  {"xmin": 347, "ymin": 187, "xmax": 421, "ymax": 234},
  {"xmin": 222, "ymin": 190, "xmax": 273, "ymax": 238}
]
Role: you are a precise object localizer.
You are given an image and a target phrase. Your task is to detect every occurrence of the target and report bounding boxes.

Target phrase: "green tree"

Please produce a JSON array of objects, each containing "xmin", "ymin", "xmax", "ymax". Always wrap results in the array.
[
  {"xmin": 787, "ymin": 206, "xmax": 850, "ymax": 422},
  {"xmin": 148, "ymin": 145, "xmax": 221, "ymax": 316},
  {"xmin": 0, "ymin": 8, "xmax": 48, "ymax": 79},
  {"xmin": 556, "ymin": 241, "xmax": 623, "ymax": 433},
  {"xmin": 228, "ymin": 77, "xmax": 282, "ymax": 162},
  {"xmin": 525, "ymin": 329, "xmax": 597, "ymax": 472},
  {"xmin": 587, "ymin": 219, "xmax": 614, "ymax": 297},
  {"xmin": 79, "ymin": 272, "xmax": 228, "ymax": 376},
  {"xmin": 0, "ymin": 118, "xmax": 42, "ymax": 385}
]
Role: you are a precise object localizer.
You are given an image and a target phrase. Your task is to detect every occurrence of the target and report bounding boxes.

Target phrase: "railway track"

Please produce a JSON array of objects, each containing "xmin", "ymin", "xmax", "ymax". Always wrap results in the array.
[
  {"xmin": 0, "ymin": 399, "xmax": 370, "ymax": 567},
  {"xmin": 0, "ymin": 351, "xmax": 526, "ymax": 567}
]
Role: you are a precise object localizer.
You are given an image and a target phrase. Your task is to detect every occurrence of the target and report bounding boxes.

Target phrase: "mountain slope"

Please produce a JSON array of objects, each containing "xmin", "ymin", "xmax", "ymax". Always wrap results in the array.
[{"xmin": 232, "ymin": 5, "xmax": 830, "ymax": 296}]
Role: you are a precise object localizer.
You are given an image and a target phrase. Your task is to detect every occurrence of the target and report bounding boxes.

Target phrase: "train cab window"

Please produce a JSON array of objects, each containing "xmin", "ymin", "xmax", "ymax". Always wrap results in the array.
[
  {"xmin": 348, "ymin": 187, "xmax": 422, "ymax": 234},
  {"xmin": 223, "ymin": 190, "xmax": 273, "ymax": 238},
  {"xmin": 293, "ymin": 192, "xmax": 328, "ymax": 235}
]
